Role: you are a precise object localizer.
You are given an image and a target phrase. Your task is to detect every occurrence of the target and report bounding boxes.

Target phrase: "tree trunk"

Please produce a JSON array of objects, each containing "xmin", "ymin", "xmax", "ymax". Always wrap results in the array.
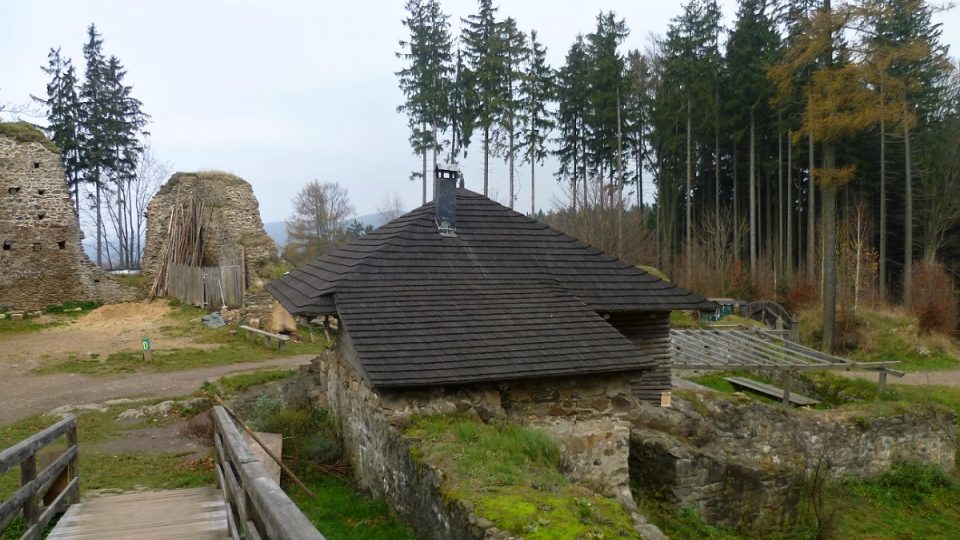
[
  {"xmin": 733, "ymin": 141, "xmax": 739, "ymax": 261},
  {"xmin": 483, "ymin": 125, "xmax": 490, "ymax": 197},
  {"xmin": 715, "ymin": 89, "xmax": 721, "ymax": 231},
  {"xmin": 749, "ymin": 109, "xmax": 757, "ymax": 279},
  {"xmin": 879, "ymin": 82, "xmax": 887, "ymax": 301},
  {"xmin": 95, "ymin": 172, "xmax": 102, "ymax": 268},
  {"xmin": 686, "ymin": 97, "xmax": 693, "ymax": 280},
  {"xmin": 787, "ymin": 130, "xmax": 793, "ymax": 281},
  {"xmin": 617, "ymin": 88, "xmax": 625, "ymax": 258},
  {"xmin": 778, "ymin": 126, "xmax": 784, "ymax": 280},
  {"xmin": 822, "ymin": 144, "xmax": 837, "ymax": 353},
  {"xmin": 807, "ymin": 131, "xmax": 816, "ymax": 283},
  {"xmin": 509, "ymin": 121, "xmax": 515, "ymax": 209},
  {"xmin": 903, "ymin": 102, "xmax": 913, "ymax": 305}
]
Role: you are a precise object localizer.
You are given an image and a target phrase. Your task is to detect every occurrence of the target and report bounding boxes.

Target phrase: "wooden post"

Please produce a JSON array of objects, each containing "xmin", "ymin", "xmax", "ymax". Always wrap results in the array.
[
  {"xmin": 877, "ymin": 370, "xmax": 887, "ymax": 398},
  {"xmin": 782, "ymin": 371, "xmax": 792, "ymax": 409},
  {"xmin": 66, "ymin": 422, "xmax": 79, "ymax": 504},
  {"xmin": 20, "ymin": 455, "xmax": 38, "ymax": 527}
]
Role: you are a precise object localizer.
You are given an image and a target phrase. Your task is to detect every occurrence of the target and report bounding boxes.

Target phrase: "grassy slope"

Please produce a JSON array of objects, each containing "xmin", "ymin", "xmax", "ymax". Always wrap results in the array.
[
  {"xmin": 796, "ymin": 305, "xmax": 960, "ymax": 371},
  {"xmin": 407, "ymin": 413, "xmax": 640, "ymax": 539}
]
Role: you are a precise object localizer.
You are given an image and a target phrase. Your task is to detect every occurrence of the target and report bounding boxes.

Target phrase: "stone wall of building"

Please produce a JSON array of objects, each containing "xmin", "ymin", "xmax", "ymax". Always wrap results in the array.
[
  {"xmin": 142, "ymin": 172, "xmax": 276, "ymax": 286},
  {"xmin": 0, "ymin": 130, "xmax": 136, "ymax": 311},
  {"xmin": 629, "ymin": 392, "xmax": 958, "ymax": 530},
  {"xmin": 291, "ymin": 349, "xmax": 666, "ymax": 540}
]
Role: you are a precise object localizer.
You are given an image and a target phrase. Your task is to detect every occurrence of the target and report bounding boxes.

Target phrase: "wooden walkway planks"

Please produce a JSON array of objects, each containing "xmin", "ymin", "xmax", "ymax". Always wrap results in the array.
[
  {"xmin": 46, "ymin": 486, "xmax": 230, "ymax": 540},
  {"xmin": 725, "ymin": 376, "xmax": 821, "ymax": 406}
]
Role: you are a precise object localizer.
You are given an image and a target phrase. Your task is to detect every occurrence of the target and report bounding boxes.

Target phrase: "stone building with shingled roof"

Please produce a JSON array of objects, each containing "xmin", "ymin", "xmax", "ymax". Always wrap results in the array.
[
  {"xmin": 267, "ymin": 167, "xmax": 713, "ymax": 538},
  {"xmin": 267, "ymin": 167, "xmax": 712, "ymax": 405}
]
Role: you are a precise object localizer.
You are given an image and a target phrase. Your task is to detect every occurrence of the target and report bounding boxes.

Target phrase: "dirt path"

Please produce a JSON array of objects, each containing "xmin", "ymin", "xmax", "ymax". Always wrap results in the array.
[
  {"xmin": 1, "ymin": 354, "xmax": 315, "ymax": 425},
  {"xmin": 838, "ymin": 369, "xmax": 960, "ymax": 387}
]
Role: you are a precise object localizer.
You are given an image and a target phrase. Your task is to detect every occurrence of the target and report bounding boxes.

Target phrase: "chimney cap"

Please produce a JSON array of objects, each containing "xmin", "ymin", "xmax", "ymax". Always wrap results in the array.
[{"xmin": 435, "ymin": 164, "xmax": 460, "ymax": 179}]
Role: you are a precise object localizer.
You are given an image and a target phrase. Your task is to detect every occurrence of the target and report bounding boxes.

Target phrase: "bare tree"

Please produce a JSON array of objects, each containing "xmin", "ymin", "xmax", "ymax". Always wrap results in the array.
[
  {"xmin": 377, "ymin": 191, "xmax": 406, "ymax": 223},
  {"xmin": 285, "ymin": 180, "xmax": 354, "ymax": 265}
]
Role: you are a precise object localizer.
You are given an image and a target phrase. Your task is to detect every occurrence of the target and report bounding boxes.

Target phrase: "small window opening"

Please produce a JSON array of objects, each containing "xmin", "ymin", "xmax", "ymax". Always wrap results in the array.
[
  {"xmin": 8, "ymin": 187, "xmax": 20, "ymax": 195},
  {"xmin": 37, "ymin": 212, "xmax": 45, "ymax": 220},
  {"xmin": 38, "ymin": 189, "xmax": 46, "ymax": 195},
  {"xmin": 57, "ymin": 240, "xmax": 66, "ymax": 250},
  {"xmin": 33, "ymin": 162, "xmax": 40, "ymax": 169},
  {"xmin": 2, "ymin": 241, "xmax": 12, "ymax": 251},
  {"xmin": 93, "ymin": 278, "xmax": 100, "ymax": 283},
  {"xmin": 32, "ymin": 243, "xmax": 41, "ymax": 252}
]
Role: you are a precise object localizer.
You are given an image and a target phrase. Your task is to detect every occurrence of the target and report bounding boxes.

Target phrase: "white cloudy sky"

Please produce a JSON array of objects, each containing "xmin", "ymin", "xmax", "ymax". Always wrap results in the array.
[{"xmin": 2, "ymin": 0, "xmax": 958, "ymax": 223}]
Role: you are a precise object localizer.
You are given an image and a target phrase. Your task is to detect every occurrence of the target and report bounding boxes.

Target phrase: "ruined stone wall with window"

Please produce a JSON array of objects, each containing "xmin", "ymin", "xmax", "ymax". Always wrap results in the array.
[{"xmin": 0, "ymin": 129, "xmax": 136, "ymax": 311}]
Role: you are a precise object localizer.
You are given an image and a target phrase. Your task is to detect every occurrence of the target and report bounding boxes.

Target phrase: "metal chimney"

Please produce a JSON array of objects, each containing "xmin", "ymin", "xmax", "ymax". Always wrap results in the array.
[{"xmin": 435, "ymin": 164, "xmax": 459, "ymax": 237}]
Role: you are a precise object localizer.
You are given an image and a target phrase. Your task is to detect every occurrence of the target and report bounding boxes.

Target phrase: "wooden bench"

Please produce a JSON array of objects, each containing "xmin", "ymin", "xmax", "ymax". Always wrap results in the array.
[
  {"xmin": 725, "ymin": 376, "xmax": 820, "ymax": 407},
  {"xmin": 240, "ymin": 325, "xmax": 290, "ymax": 351}
]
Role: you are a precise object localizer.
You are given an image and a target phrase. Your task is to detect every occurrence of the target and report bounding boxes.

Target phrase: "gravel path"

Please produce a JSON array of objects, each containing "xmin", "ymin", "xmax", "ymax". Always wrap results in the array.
[
  {"xmin": 838, "ymin": 369, "xmax": 960, "ymax": 387},
  {"xmin": 1, "ymin": 355, "xmax": 315, "ymax": 425}
]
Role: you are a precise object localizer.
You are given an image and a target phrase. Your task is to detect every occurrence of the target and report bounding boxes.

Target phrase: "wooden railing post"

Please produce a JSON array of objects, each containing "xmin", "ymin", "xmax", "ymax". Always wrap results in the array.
[
  {"xmin": 20, "ymin": 455, "xmax": 38, "ymax": 527},
  {"xmin": 66, "ymin": 422, "xmax": 79, "ymax": 504}
]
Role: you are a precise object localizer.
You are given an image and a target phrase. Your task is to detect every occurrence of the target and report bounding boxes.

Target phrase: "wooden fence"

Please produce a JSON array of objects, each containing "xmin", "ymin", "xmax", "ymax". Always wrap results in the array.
[
  {"xmin": 212, "ymin": 406, "xmax": 324, "ymax": 540},
  {"xmin": 166, "ymin": 263, "xmax": 245, "ymax": 310},
  {"xmin": 0, "ymin": 415, "xmax": 79, "ymax": 539}
]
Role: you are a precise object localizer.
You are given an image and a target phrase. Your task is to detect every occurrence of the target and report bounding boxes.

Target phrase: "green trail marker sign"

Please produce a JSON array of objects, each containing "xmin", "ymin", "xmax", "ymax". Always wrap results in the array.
[{"xmin": 142, "ymin": 337, "xmax": 152, "ymax": 361}]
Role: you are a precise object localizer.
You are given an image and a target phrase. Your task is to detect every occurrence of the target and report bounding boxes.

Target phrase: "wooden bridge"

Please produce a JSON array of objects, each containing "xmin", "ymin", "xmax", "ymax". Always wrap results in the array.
[{"xmin": 0, "ymin": 407, "xmax": 324, "ymax": 540}]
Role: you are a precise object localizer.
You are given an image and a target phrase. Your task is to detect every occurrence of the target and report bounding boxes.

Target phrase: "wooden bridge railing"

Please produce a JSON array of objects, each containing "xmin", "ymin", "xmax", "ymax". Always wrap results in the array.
[
  {"xmin": 0, "ymin": 415, "xmax": 79, "ymax": 539},
  {"xmin": 212, "ymin": 406, "xmax": 324, "ymax": 540}
]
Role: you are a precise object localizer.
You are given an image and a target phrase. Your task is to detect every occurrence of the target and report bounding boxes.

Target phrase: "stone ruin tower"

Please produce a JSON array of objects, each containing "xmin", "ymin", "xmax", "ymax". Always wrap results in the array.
[
  {"xmin": 0, "ymin": 122, "xmax": 136, "ymax": 311},
  {"xmin": 142, "ymin": 171, "xmax": 277, "ymax": 290}
]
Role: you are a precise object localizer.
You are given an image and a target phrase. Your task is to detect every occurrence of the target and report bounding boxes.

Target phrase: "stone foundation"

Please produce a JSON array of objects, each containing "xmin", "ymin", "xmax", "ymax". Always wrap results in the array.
[
  {"xmin": 629, "ymin": 392, "xmax": 957, "ymax": 529},
  {"xmin": 292, "ymin": 352, "xmax": 665, "ymax": 539}
]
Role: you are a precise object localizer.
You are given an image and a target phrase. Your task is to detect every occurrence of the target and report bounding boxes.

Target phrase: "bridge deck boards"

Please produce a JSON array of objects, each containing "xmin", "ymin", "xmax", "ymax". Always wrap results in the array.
[{"xmin": 46, "ymin": 486, "xmax": 230, "ymax": 540}]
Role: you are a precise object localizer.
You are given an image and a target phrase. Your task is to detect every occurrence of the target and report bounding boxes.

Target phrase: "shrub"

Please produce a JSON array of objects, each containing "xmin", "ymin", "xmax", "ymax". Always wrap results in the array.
[
  {"xmin": 785, "ymin": 281, "xmax": 818, "ymax": 313},
  {"xmin": 246, "ymin": 395, "xmax": 340, "ymax": 465},
  {"xmin": 44, "ymin": 300, "xmax": 102, "ymax": 313},
  {"xmin": 912, "ymin": 261, "xmax": 958, "ymax": 336}
]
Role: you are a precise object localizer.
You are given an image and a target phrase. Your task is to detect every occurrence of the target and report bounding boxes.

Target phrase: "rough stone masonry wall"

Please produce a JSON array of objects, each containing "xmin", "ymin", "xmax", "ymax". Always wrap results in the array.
[
  {"xmin": 629, "ymin": 392, "xmax": 958, "ymax": 530},
  {"xmin": 295, "ymin": 349, "xmax": 666, "ymax": 540},
  {"xmin": 0, "ymin": 135, "xmax": 136, "ymax": 311},
  {"xmin": 142, "ymin": 172, "xmax": 276, "ymax": 286}
]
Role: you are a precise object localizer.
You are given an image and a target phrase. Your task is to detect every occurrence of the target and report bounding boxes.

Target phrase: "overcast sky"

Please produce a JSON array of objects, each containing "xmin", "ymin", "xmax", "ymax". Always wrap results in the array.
[{"xmin": 2, "ymin": 1, "xmax": 958, "ymax": 223}]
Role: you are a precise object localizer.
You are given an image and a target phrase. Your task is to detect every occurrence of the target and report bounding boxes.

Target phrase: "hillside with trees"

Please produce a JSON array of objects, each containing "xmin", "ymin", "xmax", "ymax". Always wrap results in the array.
[{"xmin": 396, "ymin": 0, "xmax": 960, "ymax": 353}]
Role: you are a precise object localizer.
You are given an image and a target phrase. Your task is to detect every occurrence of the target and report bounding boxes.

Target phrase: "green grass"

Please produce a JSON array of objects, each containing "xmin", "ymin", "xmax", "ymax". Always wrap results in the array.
[
  {"xmin": 290, "ymin": 470, "xmax": 414, "ymax": 540},
  {"xmin": 0, "ymin": 314, "xmax": 70, "ymax": 336},
  {"xmin": 639, "ymin": 503, "xmax": 743, "ymax": 540},
  {"xmin": 406, "ymin": 413, "xmax": 640, "ymax": 539},
  {"xmin": 214, "ymin": 369, "xmax": 295, "ymax": 394},
  {"xmin": 833, "ymin": 462, "xmax": 960, "ymax": 539},
  {"xmin": 0, "ymin": 121, "xmax": 58, "ymax": 152},
  {"xmin": 0, "ymin": 406, "xmax": 215, "ymax": 508}
]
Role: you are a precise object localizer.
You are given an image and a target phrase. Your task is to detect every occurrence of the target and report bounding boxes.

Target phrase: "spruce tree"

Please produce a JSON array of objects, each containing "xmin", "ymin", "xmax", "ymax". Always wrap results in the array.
[
  {"xmin": 554, "ymin": 35, "xmax": 589, "ymax": 213},
  {"xmin": 35, "ymin": 48, "xmax": 83, "ymax": 212},
  {"xmin": 80, "ymin": 23, "xmax": 110, "ymax": 267},
  {"xmin": 518, "ymin": 30, "xmax": 554, "ymax": 215},
  {"xmin": 496, "ymin": 17, "xmax": 526, "ymax": 208},
  {"xmin": 397, "ymin": 0, "xmax": 453, "ymax": 203},
  {"xmin": 462, "ymin": 0, "xmax": 506, "ymax": 196}
]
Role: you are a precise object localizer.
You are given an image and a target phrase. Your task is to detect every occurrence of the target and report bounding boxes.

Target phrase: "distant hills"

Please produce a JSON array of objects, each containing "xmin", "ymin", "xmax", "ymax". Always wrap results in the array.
[
  {"xmin": 82, "ymin": 212, "xmax": 390, "ymax": 263},
  {"xmin": 262, "ymin": 212, "xmax": 387, "ymax": 248}
]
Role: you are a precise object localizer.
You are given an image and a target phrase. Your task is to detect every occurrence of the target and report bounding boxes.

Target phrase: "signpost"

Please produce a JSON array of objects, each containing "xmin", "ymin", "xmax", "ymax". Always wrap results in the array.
[{"xmin": 142, "ymin": 337, "xmax": 152, "ymax": 361}]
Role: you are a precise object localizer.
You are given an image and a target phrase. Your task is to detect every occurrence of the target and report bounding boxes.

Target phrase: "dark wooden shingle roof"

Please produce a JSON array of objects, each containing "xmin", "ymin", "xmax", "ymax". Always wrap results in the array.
[{"xmin": 266, "ymin": 189, "xmax": 712, "ymax": 388}]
